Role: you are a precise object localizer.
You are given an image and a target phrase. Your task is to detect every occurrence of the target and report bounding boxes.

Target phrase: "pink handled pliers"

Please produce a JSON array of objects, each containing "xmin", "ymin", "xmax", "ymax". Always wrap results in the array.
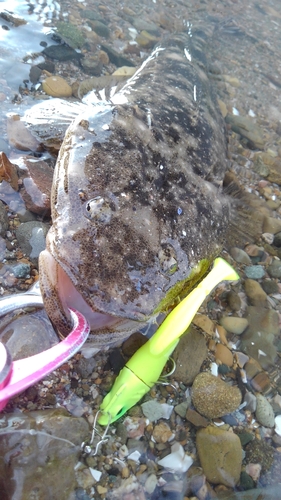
[{"xmin": 0, "ymin": 283, "xmax": 90, "ymax": 410}]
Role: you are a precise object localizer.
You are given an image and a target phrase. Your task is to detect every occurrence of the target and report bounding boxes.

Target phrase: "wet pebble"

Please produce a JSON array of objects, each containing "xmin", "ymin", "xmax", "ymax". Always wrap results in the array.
[
  {"xmin": 174, "ymin": 399, "xmax": 191, "ymax": 419},
  {"xmin": 262, "ymin": 279, "xmax": 279, "ymax": 295},
  {"xmin": 76, "ymin": 357, "xmax": 96, "ymax": 378},
  {"xmin": 0, "ymin": 200, "xmax": 8, "ymax": 237},
  {"xmin": 196, "ymin": 425, "xmax": 242, "ymax": 487},
  {"xmin": 244, "ymin": 265, "xmax": 265, "ymax": 279},
  {"xmin": 273, "ymin": 231, "xmax": 281, "ymax": 247},
  {"xmin": 173, "ymin": 327, "xmax": 208, "ymax": 384},
  {"xmin": 16, "ymin": 221, "xmax": 49, "ymax": 264},
  {"xmin": 152, "ymin": 422, "xmax": 174, "ymax": 443},
  {"xmin": 230, "ymin": 247, "xmax": 251, "ymax": 264},
  {"xmin": 42, "ymin": 76, "xmax": 72, "ymax": 97},
  {"xmin": 215, "ymin": 343, "xmax": 233, "ymax": 366},
  {"xmin": 255, "ymin": 394, "xmax": 275, "ymax": 428},
  {"xmin": 244, "ymin": 278, "xmax": 267, "ymax": 306},
  {"xmin": 141, "ymin": 400, "xmax": 165, "ymax": 422},
  {"xmin": 251, "ymin": 371, "xmax": 271, "ymax": 393},
  {"xmin": 263, "ymin": 216, "xmax": 281, "ymax": 234},
  {"xmin": 267, "ymin": 259, "xmax": 281, "ymax": 278},
  {"xmin": 43, "ymin": 44, "xmax": 83, "ymax": 63},
  {"xmin": 219, "ymin": 316, "xmax": 248, "ymax": 334},
  {"xmin": 9, "ymin": 262, "xmax": 30, "ymax": 278},
  {"xmin": 191, "ymin": 372, "xmax": 242, "ymax": 419},
  {"xmin": 144, "ymin": 474, "xmax": 157, "ymax": 494},
  {"xmin": 88, "ymin": 20, "xmax": 110, "ymax": 38},
  {"xmin": 18, "ymin": 157, "xmax": 53, "ymax": 216},
  {"xmin": 225, "ymin": 290, "xmax": 241, "ymax": 311}
]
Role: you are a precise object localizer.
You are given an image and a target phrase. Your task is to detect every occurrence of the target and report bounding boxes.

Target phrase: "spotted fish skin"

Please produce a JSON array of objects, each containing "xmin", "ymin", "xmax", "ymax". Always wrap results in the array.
[{"xmin": 39, "ymin": 29, "xmax": 229, "ymax": 343}]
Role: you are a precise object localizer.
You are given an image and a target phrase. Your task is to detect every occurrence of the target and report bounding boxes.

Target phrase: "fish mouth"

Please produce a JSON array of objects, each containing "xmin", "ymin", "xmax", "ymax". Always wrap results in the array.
[{"xmin": 39, "ymin": 250, "xmax": 143, "ymax": 344}]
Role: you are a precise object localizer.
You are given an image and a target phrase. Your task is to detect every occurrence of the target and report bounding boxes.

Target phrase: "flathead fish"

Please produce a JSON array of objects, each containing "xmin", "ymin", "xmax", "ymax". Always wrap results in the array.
[{"xmin": 26, "ymin": 30, "xmax": 230, "ymax": 346}]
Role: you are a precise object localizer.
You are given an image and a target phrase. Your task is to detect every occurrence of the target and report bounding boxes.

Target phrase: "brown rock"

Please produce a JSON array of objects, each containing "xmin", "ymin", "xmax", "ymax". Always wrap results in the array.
[
  {"xmin": 0, "ymin": 152, "xmax": 19, "ymax": 191},
  {"xmin": 196, "ymin": 426, "xmax": 242, "ymax": 487},
  {"xmin": 186, "ymin": 408, "xmax": 208, "ymax": 427},
  {"xmin": 244, "ymin": 279, "xmax": 267, "ymax": 307},
  {"xmin": 192, "ymin": 372, "xmax": 242, "ymax": 419},
  {"xmin": 244, "ymin": 357, "xmax": 263, "ymax": 380},
  {"xmin": 42, "ymin": 76, "xmax": 72, "ymax": 97},
  {"xmin": 173, "ymin": 327, "xmax": 208, "ymax": 385},
  {"xmin": 263, "ymin": 216, "xmax": 281, "ymax": 234},
  {"xmin": 7, "ymin": 114, "xmax": 41, "ymax": 152},
  {"xmin": 18, "ymin": 157, "xmax": 53, "ymax": 216},
  {"xmin": 215, "ymin": 344, "xmax": 233, "ymax": 367},
  {"xmin": 251, "ymin": 371, "xmax": 271, "ymax": 393},
  {"xmin": 192, "ymin": 314, "xmax": 215, "ymax": 336},
  {"xmin": 152, "ymin": 422, "xmax": 173, "ymax": 443}
]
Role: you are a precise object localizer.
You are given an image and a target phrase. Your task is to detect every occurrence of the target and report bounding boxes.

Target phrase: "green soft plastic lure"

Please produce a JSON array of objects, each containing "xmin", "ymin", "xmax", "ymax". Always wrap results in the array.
[{"xmin": 98, "ymin": 258, "xmax": 239, "ymax": 425}]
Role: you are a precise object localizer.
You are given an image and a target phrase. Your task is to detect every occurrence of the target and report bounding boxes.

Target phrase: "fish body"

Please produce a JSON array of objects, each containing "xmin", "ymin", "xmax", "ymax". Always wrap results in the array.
[{"xmin": 39, "ymin": 31, "xmax": 229, "ymax": 345}]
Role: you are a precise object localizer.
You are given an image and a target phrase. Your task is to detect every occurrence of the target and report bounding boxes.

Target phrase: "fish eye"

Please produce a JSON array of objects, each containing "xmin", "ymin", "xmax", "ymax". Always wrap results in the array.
[{"xmin": 84, "ymin": 196, "xmax": 113, "ymax": 224}]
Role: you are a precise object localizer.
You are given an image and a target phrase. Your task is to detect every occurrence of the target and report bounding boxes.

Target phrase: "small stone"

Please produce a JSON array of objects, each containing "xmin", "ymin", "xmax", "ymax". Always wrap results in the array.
[
  {"xmin": 9, "ymin": 262, "xmax": 30, "ymax": 278},
  {"xmin": 240, "ymin": 471, "xmax": 254, "ymax": 490},
  {"xmin": 263, "ymin": 216, "xmax": 281, "ymax": 235},
  {"xmin": 192, "ymin": 314, "xmax": 215, "ymax": 336},
  {"xmin": 216, "ymin": 324, "xmax": 228, "ymax": 344},
  {"xmin": 96, "ymin": 485, "xmax": 107, "ymax": 495},
  {"xmin": 16, "ymin": 221, "xmax": 49, "ymax": 265},
  {"xmin": 42, "ymin": 76, "xmax": 72, "ymax": 97},
  {"xmin": 267, "ymin": 259, "xmax": 281, "ymax": 278},
  {"xmin": 173, "ymin": 327, "xmax": 208, "ymax": 385},
  {"xmin": 230, "ymin": 247, "xmax": 251, "ymax": 264},
  {"xmin": 121, "ymin": 466, "xmax": 130, "ymax": 479},
  {"xmin": 185, "ymin": 408, "xmax": 208, "ymax": 427},
  {"xmin": 245, "ymin": 463, "xmax": 262, "ymax": 482},
  {"xmin": 174, "ymin": 399, "xmax": 191, "ymax": 418},
  {"xmin": 153, "ymin": 422, "xmax": 173, "ymax": 443},
  {"xmin": 245, "ymin": 244, "xmax": 263, "ymax": 257},
  {"xmin": 251, "ymin": 371, "xmax": 271, "ymax": 393},
  {"xmin": 244, "ymin": 358, "xmax": 262, "ymax": 380},
  {"xmin": 219, "ymin": 316, "xmax": 248, "ymax": 335},
  {"xmin": 262, "ymin": 279, "xmax": 279, "ymax": 295},
  {"xmin": 7, "ymin": 114, "xmax": 41, "ymax": 152},
  {"xmin": 0, "ymin": 200, "xmax": 8, "ymax": 237},
  {"xmin": 112, "ymin": 66, "xmax": 136, "ymax": 77},
  {"xmin": 235, "ymin": 351, "xmax": 249, "ymax": 368},
  {"xmin": 0, "ymin": 152, "xmax": 19, "ymax": 191},
  {"xmin": 225, "ymin": 290, "xmax": 241, "ymax": 311},
  {"xmin": 141, "ymin": 400, "xmax": 164, "ymax": 422},
  {"xmin": 144, "ymin": 474, "xmax": 157, "ymax": 494},
  {"xmin": 255, "ymin": 394, "xmax": 275, "ymax": 427},
  {"xmin": 215, "ymin": 344, "xmax": 233, "ymax": 367},
  {"xmin": 273, "ymin": 231, "xmax": 281, "ymax": 247},
  {"xmin": 244, "ymin": 279, "xmax": 267, "ymax": 307},
  {"xmin": 43, "ymin": 44, "xmax": 82, "ymax": 63},
  {"xmin": 237, "ymin": 430, "xmax": 254, "ymax": 446},
  {"xmin": 89, "ymin": 20, "xmax": 110, "ymax": 38},
  {"xmin": 262, "ymin": 232, "xmax": 274, "ymax": 244},
  {"xmin": 244, "ymin": 265, "xmax": 265, "ymax": 280},
  {"xmin": 196, "ymin": 426, "xmax": 242, "ymax": 487},
  {"xmin": 192, "ymin": 372, "xmax": 242, "ymax": 419},
  {"xmin": 18, "ymin": 157, "xmax": 53, "ymax": 216}
]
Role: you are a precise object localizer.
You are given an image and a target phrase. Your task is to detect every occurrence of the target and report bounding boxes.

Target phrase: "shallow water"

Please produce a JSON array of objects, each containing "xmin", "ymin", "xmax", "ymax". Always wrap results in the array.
[{"xmin": 1, "ymin": 0, "xmax": 281, "ymax": 499}]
